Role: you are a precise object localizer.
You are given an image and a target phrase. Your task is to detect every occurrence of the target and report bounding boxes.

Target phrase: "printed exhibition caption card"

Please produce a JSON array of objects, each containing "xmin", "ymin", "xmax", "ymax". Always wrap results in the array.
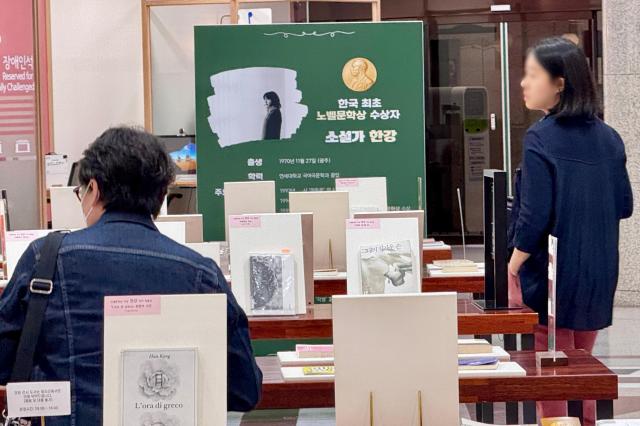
[{"xmin": 121, "ymin": 348, "xmax": 198, "ymax": 426}]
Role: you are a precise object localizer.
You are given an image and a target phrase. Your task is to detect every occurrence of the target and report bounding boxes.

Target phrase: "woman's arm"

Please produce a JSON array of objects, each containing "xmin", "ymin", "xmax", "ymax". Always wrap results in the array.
[
  {"xmin": 509, "ymin": 248, "xmax": 531, "ymax": 275},
  {"xmin": 620, "ymin": 156, "xmax": 634, "ymax": 220},
  {"xmin": 513, "ymin": 130, "xmax": 554, "ymax": 255}
]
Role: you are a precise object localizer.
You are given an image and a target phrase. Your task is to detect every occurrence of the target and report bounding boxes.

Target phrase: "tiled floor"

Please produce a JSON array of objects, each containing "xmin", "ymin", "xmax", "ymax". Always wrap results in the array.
[{"xmin": 228, "ymin": 245, "xmax": 640, "ymax": 424}]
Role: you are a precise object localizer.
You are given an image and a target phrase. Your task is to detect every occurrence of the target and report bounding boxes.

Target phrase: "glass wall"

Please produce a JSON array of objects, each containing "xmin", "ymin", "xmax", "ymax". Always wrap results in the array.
[{"xmin": 427, "ymin": 13, "xmax": 602, "ymax": 241}]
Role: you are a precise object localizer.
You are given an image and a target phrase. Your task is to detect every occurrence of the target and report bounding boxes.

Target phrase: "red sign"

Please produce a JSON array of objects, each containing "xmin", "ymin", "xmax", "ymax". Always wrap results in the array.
[{"xmin": 0, "ymin": 0, "xmax": 36, "ymax": 137}]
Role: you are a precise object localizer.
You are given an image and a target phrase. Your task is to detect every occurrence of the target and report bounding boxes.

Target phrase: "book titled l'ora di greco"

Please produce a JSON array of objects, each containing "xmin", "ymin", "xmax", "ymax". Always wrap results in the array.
[{"xmin": 121, "ymin": 348, "xmax": 198, "ymax": 426}]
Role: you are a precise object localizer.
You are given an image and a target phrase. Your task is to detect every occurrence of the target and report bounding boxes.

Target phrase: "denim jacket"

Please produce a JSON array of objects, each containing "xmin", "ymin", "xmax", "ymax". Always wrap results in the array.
[{"xmin": 0, "ymin": 211, "xmax": 262, "ymax": 425}]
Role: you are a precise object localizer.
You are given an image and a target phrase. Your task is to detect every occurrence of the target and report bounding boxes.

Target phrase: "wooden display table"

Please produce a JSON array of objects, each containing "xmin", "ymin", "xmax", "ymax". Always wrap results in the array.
[
  {"xmin": 422, "ymin": 244, "xmax": 452, "ymax": 264},
  {"xmin": 314, "ymin": 274, "xmax": 483, "ymax": 297},
  {"xmin": 423, "ymin": 274, "xmax": 484, "ymax": 293},
  {"xmin": 255, "ymin": 349, "xmax": 617, "ymax": 420},
  {"xmin": 249, "ymin": 300, "xmax": 538, "ymax": 340},
  {"xmin": 0, "ymin": 350, "xmax": 615, "ymax": 420}
]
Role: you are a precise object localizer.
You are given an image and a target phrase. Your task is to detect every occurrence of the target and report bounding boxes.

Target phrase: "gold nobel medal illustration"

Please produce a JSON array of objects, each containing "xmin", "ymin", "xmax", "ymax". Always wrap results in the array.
[{"xmin": 342, "ymin": 57, "xmax": 377, "ymax": 92}]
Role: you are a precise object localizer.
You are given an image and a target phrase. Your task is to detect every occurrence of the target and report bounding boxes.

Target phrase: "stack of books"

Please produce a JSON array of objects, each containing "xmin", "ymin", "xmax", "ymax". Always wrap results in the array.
[{"xmin": 433, "ymin": 259, "xmax": 479, "ymax": 273}]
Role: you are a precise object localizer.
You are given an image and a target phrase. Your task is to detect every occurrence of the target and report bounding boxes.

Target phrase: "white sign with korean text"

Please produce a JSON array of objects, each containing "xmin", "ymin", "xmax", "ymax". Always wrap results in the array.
[{"xmin": 7, "ymin": 381, "xmax": 71, "ymax": 418}]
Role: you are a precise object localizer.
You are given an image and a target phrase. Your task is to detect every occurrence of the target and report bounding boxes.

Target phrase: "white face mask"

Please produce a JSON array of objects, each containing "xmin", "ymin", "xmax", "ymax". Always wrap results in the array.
[
  {"xmin": 80, "ymin": 185, "xmax": 95, "ymax": 225},
  {"xmin": 84, "ymin": 204, "xmax": 95, "ymax": 225}
]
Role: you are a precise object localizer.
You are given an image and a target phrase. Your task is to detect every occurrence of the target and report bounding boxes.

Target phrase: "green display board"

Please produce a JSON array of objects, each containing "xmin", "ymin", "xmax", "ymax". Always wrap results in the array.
[{"xmin": 195, "ymin": 22, "xmax": 426, "ymax": 241}]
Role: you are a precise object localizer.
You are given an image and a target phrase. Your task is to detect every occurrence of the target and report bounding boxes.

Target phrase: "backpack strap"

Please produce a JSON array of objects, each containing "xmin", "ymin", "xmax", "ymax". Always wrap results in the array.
[{"xmin": 9, "ymin": 231, "xmax": 66, "ymax": 383}]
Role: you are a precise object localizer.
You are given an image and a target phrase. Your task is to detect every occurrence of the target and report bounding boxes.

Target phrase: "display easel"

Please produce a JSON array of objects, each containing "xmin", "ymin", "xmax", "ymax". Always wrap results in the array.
[
  {"xmin": 367, "ymin": 390, "xmax": 424, "ymax": 426},
  {"xmin": 475, "ymin": 170, "xmax": 512, "ymax": 310},
  {"xmin": 536, "ymin": 235, "xmax": 568, "ymax": 367},
  {"xmin": 333, "ymin": 293, "xmax": 460, "ymax": 425}
]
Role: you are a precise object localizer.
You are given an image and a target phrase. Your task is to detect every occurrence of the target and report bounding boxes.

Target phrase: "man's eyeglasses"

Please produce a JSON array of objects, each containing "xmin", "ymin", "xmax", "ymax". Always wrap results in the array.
[{"xmin": 73, "ymin": 186, "xmax": 83, "ymax": 202}]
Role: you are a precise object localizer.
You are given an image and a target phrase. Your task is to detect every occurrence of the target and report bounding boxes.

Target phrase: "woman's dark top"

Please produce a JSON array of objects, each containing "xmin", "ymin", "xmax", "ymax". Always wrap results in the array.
[
  {"xmin": 512, "ymin": 114, "xmax": 633, "ymax": 331},
  {"xmin": 262, "ymin": 108, "xmax": 282, "ymax": 140}
]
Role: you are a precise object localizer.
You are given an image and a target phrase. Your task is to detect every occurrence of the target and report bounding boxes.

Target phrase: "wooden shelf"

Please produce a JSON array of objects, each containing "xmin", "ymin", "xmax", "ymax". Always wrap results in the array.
[
  {"xmin": 422, "ymin": 246, "xmax": 452, "ymax": 264},
  {"xmin": 314, "ymin": 274, "xmax": 484, "ymax": 297},
  {"xmin": 248, "ymin": 300, "xmax": 538, "ymax": 339},
  {"xmin": 256, "ymin": 349, "xmax": 617, "ymax": 409},
  {"xmin": 0, "ymin": 350, "xmax": 617, "ymax": 415}
]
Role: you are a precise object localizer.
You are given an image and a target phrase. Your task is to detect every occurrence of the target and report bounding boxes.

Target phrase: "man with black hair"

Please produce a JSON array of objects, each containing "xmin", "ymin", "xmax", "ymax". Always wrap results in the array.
[{"xmin": 0, "ymin": 127, "xmax": 263, "ymax": 425}]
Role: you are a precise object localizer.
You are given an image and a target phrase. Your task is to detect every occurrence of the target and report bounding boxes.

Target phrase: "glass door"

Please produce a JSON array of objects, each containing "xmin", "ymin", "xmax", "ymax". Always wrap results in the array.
[
  {"xmin": 426, "ymin": 11, "xmax": 601, "ymax": 241},
  {"xmin": 427, "ymin": 23, "xmax": 505, "ymax": 239},
  {"xmin": 506, "ymin": 14, "xmax": 601, "ymax": 186}
]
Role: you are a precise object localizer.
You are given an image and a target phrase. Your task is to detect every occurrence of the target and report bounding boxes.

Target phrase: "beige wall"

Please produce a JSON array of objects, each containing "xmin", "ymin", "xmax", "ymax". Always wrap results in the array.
[
  {"xmin": 150, "ymin": 2, "xmax": 291, "ymax": 136},
  {"xmin": 50, "ymin": 0, "xmax": 144, "ymax": 162},
  {"xmin": 603, "ymin": 0, "xmax": 640, "ymax": 306},
  {"xmin": 50, "ymin": 1, "xmax": 291, "ymax": 160}
]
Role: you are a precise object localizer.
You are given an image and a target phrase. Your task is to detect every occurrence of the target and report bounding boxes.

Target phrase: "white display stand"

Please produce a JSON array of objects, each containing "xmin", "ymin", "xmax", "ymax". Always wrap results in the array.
[
  {"xmin": 223, "ymin": 181, "xmax": 276, "ymax": 240},
  {"xmin": 280, "ymin": 366, "xmax": 335, "ymax": 383},
  {"xmin": 5, "ymin": 230, "xmax": 54, "ymax": 280},
  {"xmin": 185, "ymin": 242, "xmax": 222, "ymax": 266},
  {"xmin": 333, "ymin": 293, "xmax": 460, "ymax": 425},
  {"xmin": 277, "ymin": 345, "xmax": 510, "ymax": 367},
  {"xmin": 50, "ymin": 186, "xmax": 85, "ymax": 230},
  {"xmin": 462, "ymin": 420, "xmax": 536, "ymax": 426},
  {"xmin": 156, "ymin": 214, "xmax": 203, "ymax": 243},
  {"xmin": 458, "ymin": 362, "xmax": 526, "ymax": 378},
  {"xmin": 277, "ymin": 351, "xmax": 335, "ymax": 367},
  {"xmin": 280, "ymin": 361, "xmax": 523, "ymax": 382},
  {"xmin": 345, "ymin": 217, "xmax": 421, "ymax": 295},
  {"xmin": 427, "ymin": 263, "xmax": 485, "ymax": 278},
  {"xmin": 335, "ymin": 177, "xmax": 388, "ymax": 216},
  {"xmin": 289, "ymin": 191, "xmax": 349, "ymax": 272},
  {"xmin": 103, "ymin": 294, "xmax": 227, "ymax": 426},
  {"xmin": 45, "ymin": 154, "xmax": 71, "ymax": 188},
  {"xmin": 155, "ymin": 221, "xmax": 186, "ymax": 244},
  {"xmin": 228, "ymin": 213, "xmax": 308, "ymax": 315},
  {"xmin": 354, "ymin": 210, "xmax": 425, "ymax": 249}
]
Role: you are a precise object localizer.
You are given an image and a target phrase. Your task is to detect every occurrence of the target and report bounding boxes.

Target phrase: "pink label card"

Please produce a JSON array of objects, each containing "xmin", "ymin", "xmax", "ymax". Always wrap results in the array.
[
  {"xmin": 104, "ymin": 295, "xmax": 161, "ymax": 316},
  {"xmin": 347, "ymin": 218, "xmax": 381, "ymax": 230},
  {"xmin": 335, "ymin": 178, "xmax": 360, "ymax": 188},
  {"xmin": 6, "ymin": 230, "xmax": 49, "ymax": 243},
  {"xmin": 229, "ymin": 215, "xmax": 262, "ymax": 228},
  {"xmin": 296, "ymin": 344, "xmax": 334, "ymax": 353}
]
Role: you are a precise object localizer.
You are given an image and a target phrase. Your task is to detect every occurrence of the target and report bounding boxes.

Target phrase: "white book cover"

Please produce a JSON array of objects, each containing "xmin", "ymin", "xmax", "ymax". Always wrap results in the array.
[
  {"xmin": 359, "ymin": 239, "xmax": 417, "ymax": 295},
  {"xmin": 156, "ymin": 215, "xmax": 203, "ymax": 243},
  {"xmin": 333, "ymin": 293, "xmax": 460, "ymax": 425},
  {"xmin": 335, "ymin": 177, "xmax": 387, "ymax": 216},
  {"xmin": 276, "ymin": 345, "xmax": 511, "ymax": 367},
  {"xmin": 289, "ymin": 191, "xmax": 349, "ymax": 272},
  {"xmin": 248, "ymin": 253, "xmax": 296, "ymax": 316},
  {"xmin": 121, "ymin": 348, "xmax": 197, "ymax": 426},
  {"xmin": 223, "ymin": 181, "xmax": 276, "ymax": 240},
  {"xmin": 353, "ymin": 210, "xmax": 425, "ymax": 251},
  {"xmin": 458, "ymin": 362, "xmax": 526, "ymax": 378},
  {"xmin": 50, "ymin": 186, "xmax": 86, "ymax": 230},
  {"xmin": 229, "ymin": 213, "xmax": 306, "ymax": 315},
  {"xmin": 281, "ymin": 366, "xmax": 335, "ymax": 383},
  {"xmin": 186, "ymin": 242, "xmax": 222, "ymax": 266},
  {"xmin": 346, "ymin": 218, "xmax": 421, "ymax": 295},
  {"xmin": 6, "ymin": 230, "xmax": 54, "ymax": 280},
  {"xmin": 155, "ymin": 221, "xmax": 186, "ymax": 244},
  {"xmin": 103, "ymin": 294, "xmax": 227, "ymax": 425}
]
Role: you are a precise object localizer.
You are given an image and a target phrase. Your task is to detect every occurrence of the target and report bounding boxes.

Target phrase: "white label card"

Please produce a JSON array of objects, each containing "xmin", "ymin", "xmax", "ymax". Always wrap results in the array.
[{"xmin": 7, "ymin": 381, "xmax": 71, "ymax": 418}]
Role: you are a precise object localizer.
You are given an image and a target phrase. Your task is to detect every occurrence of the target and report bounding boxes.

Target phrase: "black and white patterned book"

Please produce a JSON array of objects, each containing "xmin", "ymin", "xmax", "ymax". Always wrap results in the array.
[{"xmin": 121, "ymin": 348, "xmax": 198, "ymax": 426}]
